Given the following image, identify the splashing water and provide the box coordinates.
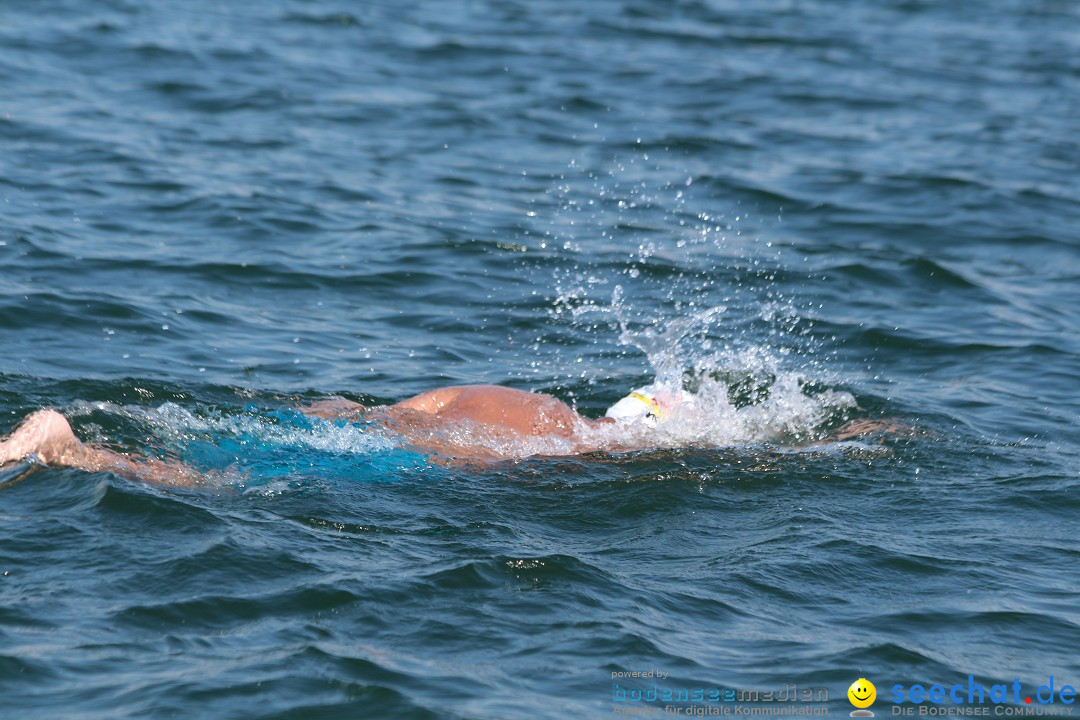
[539,152,855,452]
[568,286,856,453]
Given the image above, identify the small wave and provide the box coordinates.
[281,11,365,28]
[115,584,364,632]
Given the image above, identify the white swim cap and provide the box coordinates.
[605,384,691,427]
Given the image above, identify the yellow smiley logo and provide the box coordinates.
[848,678,876,709]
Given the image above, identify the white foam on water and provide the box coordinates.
[575,370,856,454]
[68,401,398,456]
[563,285,857,452]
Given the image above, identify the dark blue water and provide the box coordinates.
[2,1,1078,718]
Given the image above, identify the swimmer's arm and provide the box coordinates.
[297,391,463,431]
[391,386,467,414]
[298,397,368,420]
[823,418,916,442]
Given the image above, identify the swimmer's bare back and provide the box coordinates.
[303,385,616,458]
[306,385,609,437]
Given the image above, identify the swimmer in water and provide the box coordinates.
[0,383,889,486]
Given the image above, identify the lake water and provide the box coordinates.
[1,1,1078,718]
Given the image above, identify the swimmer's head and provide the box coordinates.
[605,384,692,427]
